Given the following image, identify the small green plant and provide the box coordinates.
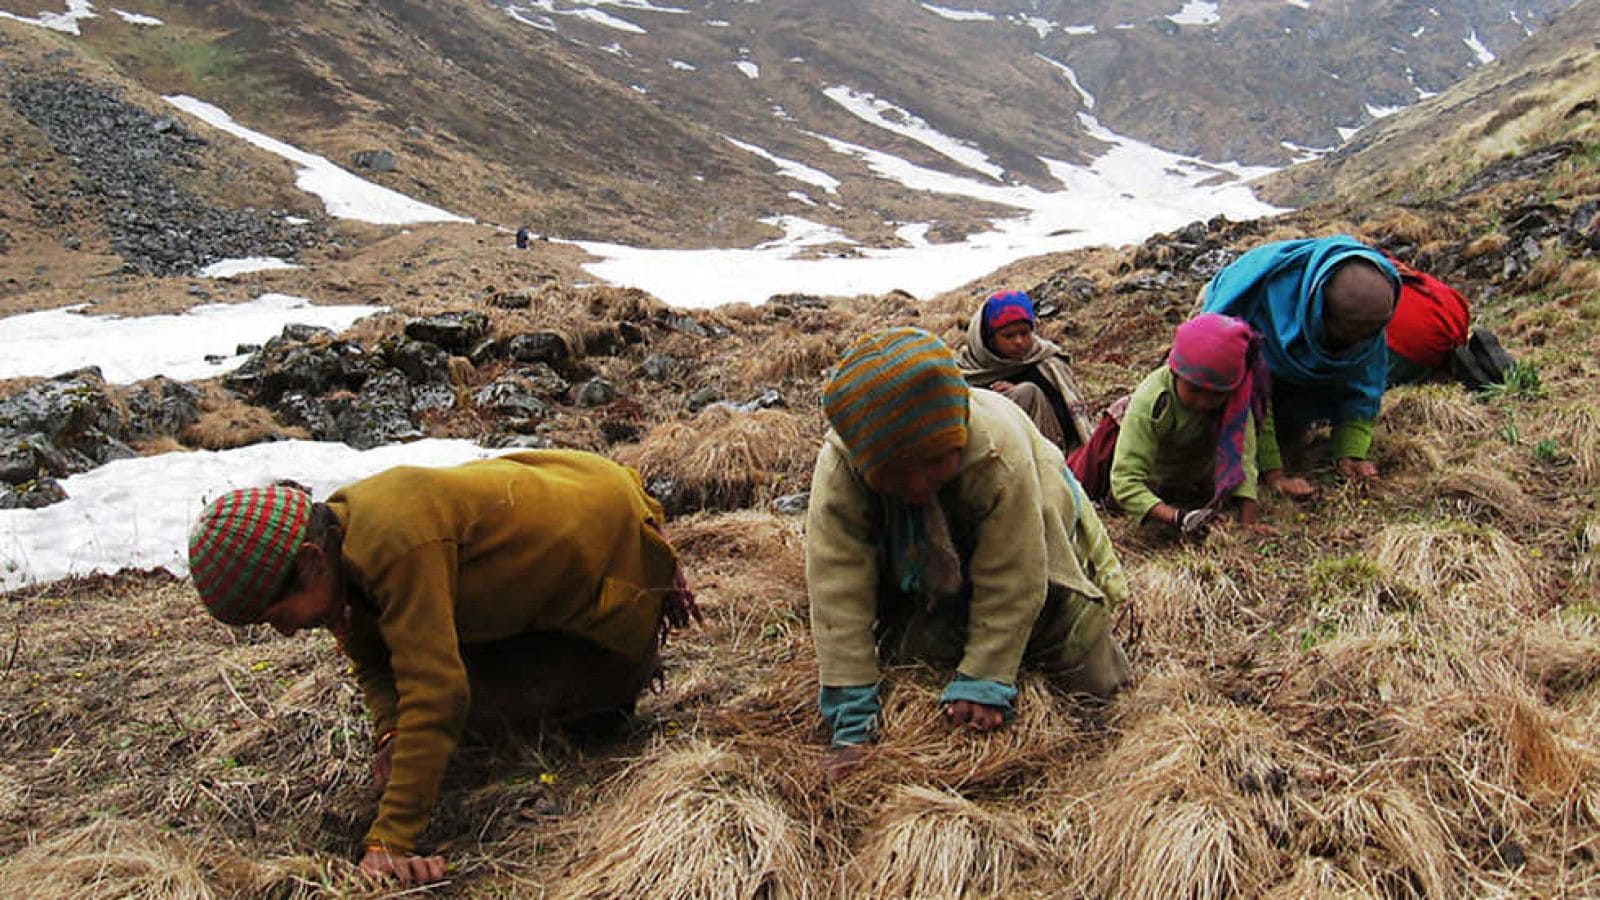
[1298,617,1339,652]
[1483,361,1545,400]
[1498,414,1520,446]
[1534,439,1561,463]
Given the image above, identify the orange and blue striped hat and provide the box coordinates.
[187,485,311,625]
[823,328,970,488]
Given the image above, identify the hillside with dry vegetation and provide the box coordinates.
[3,2,1600,899]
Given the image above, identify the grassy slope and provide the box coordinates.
[3,10,1600,900]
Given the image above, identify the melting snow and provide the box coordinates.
[165,96,471,225]
[0,293,384,384]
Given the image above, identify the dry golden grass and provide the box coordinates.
[1369,522,1538,611]
[621,406,816,511]
[738,329,842,385]
[1065,697,1302,900]
[1379,384,1494,435]
[556,742,813,900]
[847,785,1042,898]
[180,386,306,449]
[1364,208,1444,246]
[1309,782,1458,898]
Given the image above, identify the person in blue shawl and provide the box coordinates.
[1200,235,1401,498]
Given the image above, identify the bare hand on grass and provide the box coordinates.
[942,700,1005,732]
[359,847,447,885]
[1337,458,1380,482]
[1262,469,1316,500]
[821,744,866,782]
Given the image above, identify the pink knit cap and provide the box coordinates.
[1169,313,1254,391]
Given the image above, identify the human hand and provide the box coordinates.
[1337,458,1380,482]
[1179,507,1216,537]
[942,699,1005,732]
[821,744,867,782]
[1245,522,1280,538]
[358,847,447,885]
[371,732,396,795]
[1262,469,1316,500]
[990,381,1015,394]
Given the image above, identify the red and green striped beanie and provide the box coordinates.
[823,327,970,488]
[187,485,312,625]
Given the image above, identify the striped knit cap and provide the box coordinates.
[187,485,312,625]
[823,328,970,488]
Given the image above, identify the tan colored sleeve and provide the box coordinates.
[805,443,883,688]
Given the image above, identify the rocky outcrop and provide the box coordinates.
[5,75,323,276]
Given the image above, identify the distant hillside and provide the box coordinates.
[0,0,1576,251]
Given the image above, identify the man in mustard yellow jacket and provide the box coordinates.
[187,450,697,885]
[808,328,1131,778]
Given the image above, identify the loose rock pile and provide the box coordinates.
[6,75,323,275]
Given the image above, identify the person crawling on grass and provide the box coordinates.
[807,327,1132,778]
[1200,235,1401,499]
[1068,313,1269,537]
[186,450,699,886]
[956,289,1095,454]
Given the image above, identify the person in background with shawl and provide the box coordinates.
[957,289,1095,452]
[186,451,699,886]
[807,328,1131,780]
[1200,235,1400,498]
[1101,314,1269,536]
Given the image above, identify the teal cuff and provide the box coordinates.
[940,674,1018,715]
[819,684,880,747]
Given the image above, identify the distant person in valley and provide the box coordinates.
[186,451,699,886]
[956,289,1094,453]
[807,328,1131,779]
[515,226,531,249]
[1067,313,1269,538]
[1200,235,1400,498]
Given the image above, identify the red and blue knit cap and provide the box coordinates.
[981,290,1035,332]
[187,485,312,625]
[823,328,970,488]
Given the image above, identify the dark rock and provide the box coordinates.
[485,433,553,450]
[0,371,129,476]
[574,378,618,408]
[638,353,679,380]
[410,383,457,414]
[331,371,422,449]
[474,376,553,421]
[617,320,646,344]
[468,338,500,366]
[646,476,691,517]
[225,335,375,405]
[0,433,74,483]
[280,323,336,342]
[488,288,533,309]
[123,377,201,440]
[667,314,708,338]
[685,387,722,413]
[506,331,572,369]
[383,336,452,385]
[767,293,829,310]
[771,492,810,515]
[600,420,640,443]
[351,149,398,172]
[0,477,68,509]
[405,311,490,353]
[1189,247,1238,280]
[274,392,338,440]
[736,388,786,411]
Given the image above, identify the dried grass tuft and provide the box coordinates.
[180,387,305,449]
[851,674,1087,792]
[1367,209,1444,246]
[1309,783,1458,898]
[848,785,1042,899]
[1535,401,1600,486]
[623,406,815,511]
[1379,384,1493,435]
[1260,856,1371,899]
[1069,703,1300,900]
[1370,522,1536,611]
[1128,554,1250,649]
[0,817,270,900]
[1431,464,1538,525]
[557,742,812,900]
[738,329,842,384]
